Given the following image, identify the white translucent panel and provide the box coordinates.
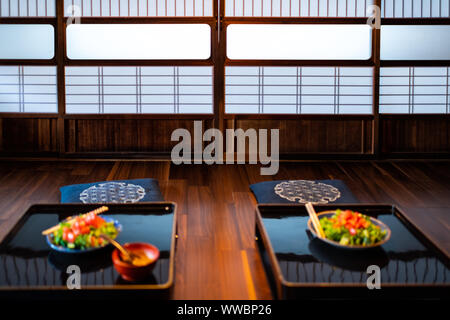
[23,103,56,112]
[141,105,176,113]
[227,24,372,60]
[380,67,450,114]
[65,66,213,114]
[103,105,139,113]
[339,95,372,105]
[64,0,213,17]
[381,0,450,18]
[141,86,175,94]
[0,0,55,17]
[339,105,373,114]
[142,95,175,103]
[103,86,136,95]
[380,86,410,95]
[302,86,335,95]
[380,105,409,113]
[225,105,259,113]
[226,85,258,95]
[264,86,296,94]
[413,105,447,113]
[301,105,335,114]
[0,25,54,59]
[381,26,450,60]
[65,104,99,114]
[141,77,174,85]
[178,105,213,113]
[226,0,376,17]
[0,103,20,112]
[380,95,410,104]
[179,95,212,104]
[0,66,57,113]
[179,86,211,94]
[225,76,259,85]
[225,66,373,114]
[263,105,297,114]
[67,24,211,60]
[264,76,296,85]
[23,94,57,103]
[226,95,259,105]
[303,95,335,104]
[141,67,174,75]
[302,77,335,85]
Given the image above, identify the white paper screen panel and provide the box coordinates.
[227,24,372,60]
[0,25,55,60]
[65,66,213,114]
[381,0,450,18]
[381,25,450,60]
[380,67,450,114]
[225,67,373,114]
[0,0,55,17]
[0,66,58,113]
[225,0,449,18]
[64,0,213,16]
[66,24,211,60]
[225,0,376,17]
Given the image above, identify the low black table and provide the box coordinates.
[0,203,177,300]
[255,204,449,300]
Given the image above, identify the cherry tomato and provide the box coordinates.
[349,228,357,236]
[72,227,80,237]
[67,232,75,243]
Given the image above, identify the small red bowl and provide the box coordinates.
[112,242,160,282]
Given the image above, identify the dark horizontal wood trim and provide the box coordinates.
[224,114,374,120]
[379,114,450,119]
[1,152,450,160]
[379,152,450,158]
[222,17,369,24]
[381,60,450,67]
[0,17,56,24]
[223,17,450,25]
[225,59,375,67]
[74,17,216,24]
[0,59,56,65]
[3,113,446,121]
[62,114,214,120]
[43,152,379,160]
[381,18,450,25]
[61,152,174,159]
[0,113,58,119]
[63,59,214,66]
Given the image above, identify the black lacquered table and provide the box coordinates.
[255,204,450,300]
[0,203,177,300]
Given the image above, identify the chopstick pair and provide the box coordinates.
[41,206,109,236]
[305,202,325,239]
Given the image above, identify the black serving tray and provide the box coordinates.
[0,203,177,300]
[255,204,450,300]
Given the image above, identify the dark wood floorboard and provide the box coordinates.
[0,160,448,300]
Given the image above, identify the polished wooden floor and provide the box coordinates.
[0,160,449,299]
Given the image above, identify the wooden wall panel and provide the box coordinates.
[66,119,212,153]
[233,119,372,154]
[380,117,450,154]
[0,118,57,154]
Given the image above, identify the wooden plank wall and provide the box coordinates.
[0,117,448,157]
